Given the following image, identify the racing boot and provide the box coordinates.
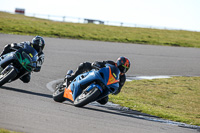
[97,96,108,105]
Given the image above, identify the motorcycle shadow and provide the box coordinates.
[82,105,159,120]
[0,85,52,99]
[61,100,160,120]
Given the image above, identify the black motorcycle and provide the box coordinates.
[0,43,38,87]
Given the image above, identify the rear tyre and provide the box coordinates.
[74,87,101,107]
[53,83,66,103]
[0,67,17,87]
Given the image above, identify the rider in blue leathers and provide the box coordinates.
[0,36,45,83]
[65,56,131,105]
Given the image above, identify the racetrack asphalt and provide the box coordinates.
[0,34,199,133]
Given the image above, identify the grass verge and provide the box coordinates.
[109,77,200,126]
[0,129,20,133]
[0,11,200,48]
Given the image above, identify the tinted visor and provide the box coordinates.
[118,65,128,73]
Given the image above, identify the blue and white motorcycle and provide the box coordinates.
[53,64,120,107]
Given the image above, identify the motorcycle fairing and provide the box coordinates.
[0,44,38,71]
[63,71,100,101]
[100,64,120,94]
[63,64,120,102]
[15,44,38,72]
[0,43,39,82]
[64,85,74,101]
[107,66,119,85]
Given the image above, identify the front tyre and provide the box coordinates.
[0,66,17,87]
[74,87,101,107]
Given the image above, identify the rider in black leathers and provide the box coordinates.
[0,36,45,83]
[65,56,131,105]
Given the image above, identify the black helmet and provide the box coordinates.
[116,56,131,73]
[31,36,45,53]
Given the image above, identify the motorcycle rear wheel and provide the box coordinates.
[53,86,66,103]
[74,87,101,107]
[0,67,17,87]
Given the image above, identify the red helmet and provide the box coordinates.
[116,56,131,73]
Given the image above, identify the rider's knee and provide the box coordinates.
[20,74,31,83]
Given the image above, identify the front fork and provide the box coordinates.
[1,65,14,75]
[0,66,3,73]
[0,65,16,82]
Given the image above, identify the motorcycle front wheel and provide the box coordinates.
[74,87,101,107]
[0,66,17,87]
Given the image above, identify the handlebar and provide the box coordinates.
[91,62,101,70]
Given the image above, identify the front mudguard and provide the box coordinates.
[0,52,16,68]
[85,83,103,93]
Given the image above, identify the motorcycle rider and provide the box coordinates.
[0,36,45,83]
[65,56,131,105]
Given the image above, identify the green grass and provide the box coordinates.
[0,11,200,48]
[109,77,200,126]
[0,129,20,133]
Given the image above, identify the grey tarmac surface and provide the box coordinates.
[0,34,199,133]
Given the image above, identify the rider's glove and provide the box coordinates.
[91,61,101,68]
[33,55,44,72]
[10,43,24,50]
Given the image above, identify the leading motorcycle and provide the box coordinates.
[53,64,120,107]
[0,43,38,87]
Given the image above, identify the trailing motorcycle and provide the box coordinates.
[0,43,38,87]
[53,64,120,107]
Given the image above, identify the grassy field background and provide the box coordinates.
[0,12,199,126]
[0,11,200,48]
